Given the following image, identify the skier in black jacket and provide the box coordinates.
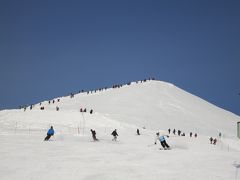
[90,129,98,141]
[111,129,118,141]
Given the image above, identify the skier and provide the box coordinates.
[178,130,181,136]
[173,129,176,135]
[168,128,171,134]
[137,129,140,135]
[190,132,193,138]
[44,126,54,141]
[154,132,170,150]
[213,138,217,145]
[209,137,213,144]
[90,129,98,141]
[111,129,118,141]
[219,132,222,138]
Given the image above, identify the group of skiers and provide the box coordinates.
[209,137,217,145]
[44,126,119,142]
[80,108,93,114]
[168,128,197,138]
[43,126,171,150]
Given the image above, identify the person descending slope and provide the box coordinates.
[111,129,118,141]
[90,129,98,141]
[137,129,140,135]
[44,126,54,141]
[154,132,170,150]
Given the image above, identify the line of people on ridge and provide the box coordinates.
[20,78,156,112]
[59,78,155,98]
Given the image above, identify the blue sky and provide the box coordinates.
[0,0,240,115]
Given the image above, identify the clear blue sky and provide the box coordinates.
[1,0,240,115]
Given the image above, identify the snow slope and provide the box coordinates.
[30,80,239,137]
[0,80,240,180]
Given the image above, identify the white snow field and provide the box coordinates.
[0,80,240,180]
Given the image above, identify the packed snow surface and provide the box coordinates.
[0,80,240,180]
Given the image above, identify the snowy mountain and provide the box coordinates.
[0,80,240,180]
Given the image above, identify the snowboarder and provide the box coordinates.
[111,129,118,141]
[44,126,54,141]
[137,129,140,135]
[90,129,98,141]
[155,132,170,150]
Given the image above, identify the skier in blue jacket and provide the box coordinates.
[155,132,170,150]
[44,126,54,141]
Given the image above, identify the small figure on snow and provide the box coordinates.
[173,129,176,135]
[194,133,197,138]
[213,138,217,145]
[209,137,213,144]
[111,129,118,141]
[190,132,193,138]
[90,129,98,141]
[178,130,181,136]
[219,132,222,138]
[154,132,170,150]
[44,126,54,141]
[137,129,140,135]
[168,128,171,134]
